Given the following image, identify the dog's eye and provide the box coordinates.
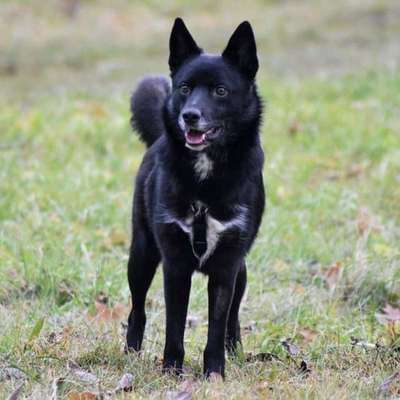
[214,86,228,97]
[179,84,191,95]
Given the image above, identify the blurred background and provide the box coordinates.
[1,0,400,100]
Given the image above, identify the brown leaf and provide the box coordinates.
[67,391,98,400]
[376,304,400,330]
[377,372,400,395]
[255,381,271,397]
[282,339,300,356]
[298,327,318,344]
[324,262,342,290]
[89,301,128,322]
[346,163,365,179]
[115,372,134,393]
[109,229,127,247]
[7,383,24,400]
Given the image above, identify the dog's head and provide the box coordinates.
[165,18,261,152]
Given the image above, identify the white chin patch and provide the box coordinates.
[185,143,208,151]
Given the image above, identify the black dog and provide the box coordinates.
[126,18,265,378]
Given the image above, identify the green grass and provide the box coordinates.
[1,0,400,398]
[1,71,399,399]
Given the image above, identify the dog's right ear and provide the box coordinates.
[169,18,202,74]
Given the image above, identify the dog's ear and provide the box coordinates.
[222,21,258,80]
[169,18,202,73]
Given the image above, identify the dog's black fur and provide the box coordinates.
[126,18,265,378]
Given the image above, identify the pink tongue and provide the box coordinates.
[185,131,204,145]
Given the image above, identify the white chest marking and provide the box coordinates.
[165,205,249,267]
[194,153,213,181]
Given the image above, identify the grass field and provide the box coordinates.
[1,1,400,399]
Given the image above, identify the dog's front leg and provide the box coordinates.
[204,267,237,379]
[162,261,192,374]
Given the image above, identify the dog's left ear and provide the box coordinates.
[222,21,258,80]
[169,18,202,73]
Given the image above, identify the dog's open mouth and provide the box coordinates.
[185,127,222,147]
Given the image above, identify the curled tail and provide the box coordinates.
[130,75,171,147]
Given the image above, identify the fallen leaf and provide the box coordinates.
[376,304,400,323]
[346,163,365,179]
[165,391,192,400]
[282,339,300,356]
[324,262,342,291]
[298,328,318,344]
[67,391,98,400]
[67,361,98,383]
[89,301,128,322]
[110,229,127,246]
[115,372,133,393]
[377,372,400,395]
[255,381,271,397]
[7,383,24,400]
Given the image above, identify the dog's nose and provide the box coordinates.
[182,109,201,125]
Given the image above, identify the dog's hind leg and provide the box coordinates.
[126,230,160,352]
[225,261,247,355]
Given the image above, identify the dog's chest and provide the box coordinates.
[172,202,248,266]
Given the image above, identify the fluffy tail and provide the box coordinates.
[130,75,171,147]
